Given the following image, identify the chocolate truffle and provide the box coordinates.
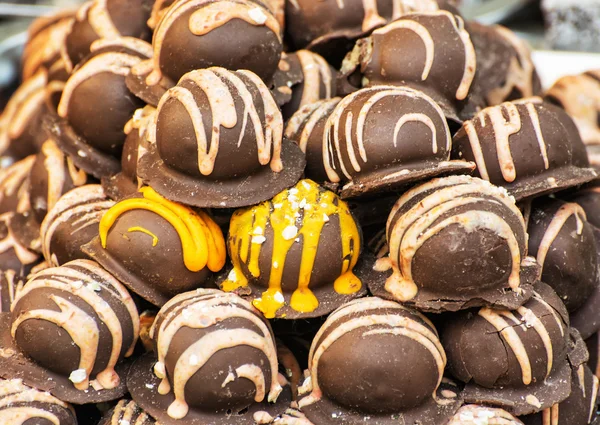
[220,179,366,319]
[452,99,598,201]
[22,11,74,81]
[138,67,306,208]
[0,155,35,215]
[371,175,537,312]
[286,86,475,198]
[0,212,40,274]
[4,259,139,402]
[297,297,462,425]
[145,0,282,87]
[52,37,151,178]
[128,289,291,424]
[520,364,599,425]
[339,11,476,121]
[272,50,337,120]
[0,70,48,166]
[99,399,156,425]
[0,378,77,424]
[526,198,599,312]
[104,106,155,200]
[448,405,523,425]
[40,185,114,267]
[546,71,600,161]
[468,23,542,110]
[61,0,152,72]
[29,139,88,224]
[83,186,226,306]
[442,282,572,415]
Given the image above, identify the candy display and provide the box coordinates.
[3,0,600,424]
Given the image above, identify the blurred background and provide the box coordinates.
[0,0,596,105]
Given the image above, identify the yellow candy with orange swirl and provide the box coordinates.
[221,179,364,319]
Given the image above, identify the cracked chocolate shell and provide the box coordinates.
[83,186,226,306]
[138,67,305,208]
[525,197,599,313]
[369,175,537,312]
[297,297,462,425]
[285,86,475,199]
[219,179,366,319]
[40,185,114,267]
[520,363,599,425]
[0,378,77,424]
[127,289,293,425]
[61,0,152,72]
[442,282,572,415]
[49,37,152,179]
[452,99,597,201]
[1,259,139,403]
[339,11,476,121]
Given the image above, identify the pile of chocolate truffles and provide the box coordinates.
[3,0,600,424]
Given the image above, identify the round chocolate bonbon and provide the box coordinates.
[285,86,475,198]
[371,175,536,312]
[442,282,571,415]
[83,186,225,306]
[138,67,305,208]
[146,0,282,86]
[526,197,599,312]
[297,297,461,425]
[40,185,114,267]
[7,259,139,402]
[0,378,77,424]
[452,99,597,201]
[220,179,365,319]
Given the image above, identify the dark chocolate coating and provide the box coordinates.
[468,22,542,110]
[11,260,139,391]
[452,100,597,201]
[0,212,40,274]
[63,0,152,70]
[565,184,600,229]
[99,399,156,425]
[0,270,25,313]
[0,378,78,425]
[442,282,569,389]
[29,139,88,223]
[520,364,599,425]
[0,155,35,215]
[527,197,598,312]
[153,0,282,84]
[40,185,114,266]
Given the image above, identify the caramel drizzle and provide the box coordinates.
[323,86,449,183]
[285,98,341,153]
[222,180,361,318]
[295,50,333,108]
[23,16,73,80]
[464,102,549,183]
[147,0,281,86]
[448,406,521,425]
[110,400,154,425]
[536,203,586,274]
[58,49,145,118]
[542,404,559,425]
[40,185,114,266]
[99,186,225,273]
[487,25,535,105]
[393,0,439,16]
[0,213,39,266]
[0,70,47,153]
[151,290,281,420]
[590,374,599,423]
[301,297,444,408]
[90,36,153,58]
[1,270,17,311]
[385,176,524,301]
[0,379,74,425]
[153,67,283,176]
[147,0,173,29]
[124,106,157,137]
[0,156,35,213]
[13,260,140,390]
[41,140,87,216]
[373,12,476,100]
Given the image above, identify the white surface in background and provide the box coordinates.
[533,50,600,89]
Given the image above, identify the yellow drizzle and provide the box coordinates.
[99,187,225,273]
[223,179,361,318]
[127,227,159,247]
